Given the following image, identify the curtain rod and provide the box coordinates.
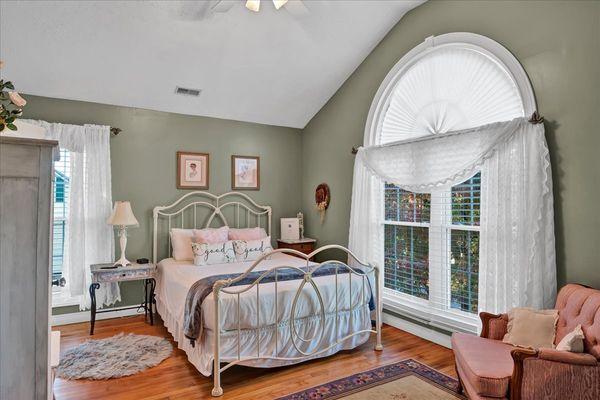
[110,127,122,136]
[351,111,544,154]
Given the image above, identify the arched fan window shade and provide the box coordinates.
[380,47,524,143]
[366,33,536,146]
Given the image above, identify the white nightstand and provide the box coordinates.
[89,262,156,335]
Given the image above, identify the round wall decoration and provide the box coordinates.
[315,183,330,223]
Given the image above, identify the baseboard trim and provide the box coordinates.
[51,307,143,327]
[383,311,452,349]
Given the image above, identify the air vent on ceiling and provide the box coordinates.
[175,86,201,97]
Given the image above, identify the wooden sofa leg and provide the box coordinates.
[455,362,464,394]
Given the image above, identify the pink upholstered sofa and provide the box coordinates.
[452,284,600,400]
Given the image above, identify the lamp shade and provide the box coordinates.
[107,201,139,226]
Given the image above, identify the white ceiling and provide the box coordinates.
[0,1,422,128]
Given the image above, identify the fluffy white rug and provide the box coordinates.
[57,333,173,380]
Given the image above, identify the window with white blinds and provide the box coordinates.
[383,172,481,326]
[52,149,70,284]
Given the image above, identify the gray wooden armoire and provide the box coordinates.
[0,136,57,400]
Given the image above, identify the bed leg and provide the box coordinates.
[211,382,223,397]
[212,346,223,396]
[374,264,383,351]
[212,286,223,397]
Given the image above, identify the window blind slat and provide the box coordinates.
[52,149,70,280]
[383,172,481,317]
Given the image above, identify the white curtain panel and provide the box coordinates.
[349,116,556,313]
[25,120,119,309]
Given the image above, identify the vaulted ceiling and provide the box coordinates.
[0,1,422,128]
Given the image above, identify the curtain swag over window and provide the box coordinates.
[25,119,118,310]
[349,116,556,315]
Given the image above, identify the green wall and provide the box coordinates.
[301,0,600,289]
[28,0,600,315]
[22,96,302,315]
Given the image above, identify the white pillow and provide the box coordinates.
[556,324,585,352]
[191,241,236,266]
[170,228,195,261]
[233,236,273,262]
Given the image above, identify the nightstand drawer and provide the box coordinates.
[276,238,317,260]
[91,263,156,283]
[94,269,153,283]
[298,243,314,253]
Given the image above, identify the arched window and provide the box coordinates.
[364,33,536,331]
[366,33,535,146]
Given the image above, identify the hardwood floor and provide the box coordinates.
[52,315,456,400]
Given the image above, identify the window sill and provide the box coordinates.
[52,289,81,308]
[383,290,479,334]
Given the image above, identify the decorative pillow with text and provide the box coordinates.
[233,237,273,262]
[191,241,236,266]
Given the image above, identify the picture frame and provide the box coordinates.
[177,151,209,189]
[231,155,260,190]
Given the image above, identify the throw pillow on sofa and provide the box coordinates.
[556,324,585,352]
[502,307,558,349]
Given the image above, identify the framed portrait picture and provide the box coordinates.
[231,155,260,190]
[177,151,209,189]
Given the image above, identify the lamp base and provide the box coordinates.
[114,226,131,267]
[113,257,132,268]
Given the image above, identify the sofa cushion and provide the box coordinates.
[555,284,600,359]
[456,362,508,400]
[452,332,515,398]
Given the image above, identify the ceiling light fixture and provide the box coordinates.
[245,0,288,12]
[245,0,260,12]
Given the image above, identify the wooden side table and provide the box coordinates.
[89,262,156,335]
[277,238,317,260]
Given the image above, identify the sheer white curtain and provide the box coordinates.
[349,117,556,313]
[25,120,120,309]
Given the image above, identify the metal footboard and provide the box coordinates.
[210,244,382,397]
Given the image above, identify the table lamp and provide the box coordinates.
[107,201,139,267]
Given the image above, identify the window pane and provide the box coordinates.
[450,229,479,313]
[385,183,430,223]
[384,224,429,299]
[53,149,70,282]
[451,172,480,226]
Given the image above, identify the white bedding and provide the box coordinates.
[155,253,373,376]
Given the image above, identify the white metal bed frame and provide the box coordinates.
[152,191,382,397]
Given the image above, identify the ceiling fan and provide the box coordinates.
[245,0,288,12]
[175,0,306,20]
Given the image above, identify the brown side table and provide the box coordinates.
[276,238,317,261]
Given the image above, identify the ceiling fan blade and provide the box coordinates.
[272,0,288,10]
[245,0,260,12]
[211,0,236,13]
[284,0,309,16]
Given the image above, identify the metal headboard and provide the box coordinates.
[152,191,272,264]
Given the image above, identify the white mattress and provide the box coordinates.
[155,253,373,376]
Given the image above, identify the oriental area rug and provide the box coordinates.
[278,359,465,400]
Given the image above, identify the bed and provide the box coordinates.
[152,191,382,396]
